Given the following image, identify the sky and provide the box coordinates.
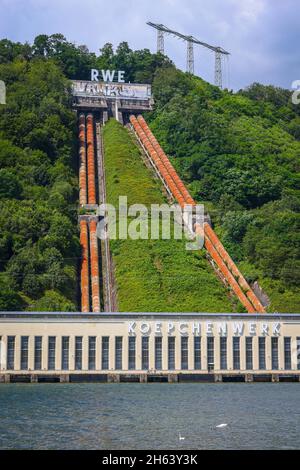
[0,0,299,90]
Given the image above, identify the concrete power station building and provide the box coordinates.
[1,74,300,384]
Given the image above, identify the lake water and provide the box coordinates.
[0,383,299,450]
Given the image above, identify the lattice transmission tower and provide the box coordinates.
[147,22,230,88]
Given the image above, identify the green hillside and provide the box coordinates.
[0,34,299,312]
[103,119,237,312]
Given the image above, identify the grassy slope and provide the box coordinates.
[103,119,237,312]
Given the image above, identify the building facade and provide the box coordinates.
[0,313,300,382]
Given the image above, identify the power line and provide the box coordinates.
[147,21,230,88]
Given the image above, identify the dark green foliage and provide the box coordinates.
[0,34,299,312]
[0,58,79,311]
[149,69,300,311]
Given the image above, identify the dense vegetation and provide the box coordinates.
[103,120,237,312]
[148,70,300,312]
[0,58,79,311]
[0,34,299,312]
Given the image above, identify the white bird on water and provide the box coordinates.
[216,423,228,429]
[179,432,185,440]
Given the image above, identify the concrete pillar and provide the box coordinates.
[42,336,48,371]
[109,336,115,371]
[175,335,181,371]
[214,335,220,371]
[240,336,246,371]
[265,336,272,371]
[168,374,178,383]
[149,336,155,370]
[56,336,62,371]
[60,374,69,383]
[82,336,89,371]
[291,336,297,370]
[140,374,147,383]
[103,111,108,124]
[188,336,194,370]
[135,334,142,371]
[108,373,120,383]
[69,336,75,371]
[28,336,34,372]
[253,336,259,371]
[122,335,128,371]
[15,335,21,371]
[227,336,233,371]
[0,335,7,371]
[96,336,102,371]
[201,335,206,372]
[162,336,168,371]
[278,336,285,371]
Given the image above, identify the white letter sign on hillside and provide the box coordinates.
[91,69,125,83]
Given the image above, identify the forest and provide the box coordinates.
[0,34,299,311]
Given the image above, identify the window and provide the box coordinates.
[34,336,42,370]
[271,337,279,370]
[21,336,29,370]
[259,337,266,370]
[220,337,227,370]
[297,337,300,371]
[233,337,240,370]
[88,336,96,370]
[142,337,149,370]
[181,337,188,370]
[61,336,69,371]
[284,337,291,370]
[102,337,109,370]
[115,337,123,370]
[75,337,82,370]
[155,337,162,370]
[128,337,136,370]
[207,337,214,371]
[48,337,56,370]
[245,337,253,370]
[7,336,15,370]
[194,337,201,370]
[168,337,175,370]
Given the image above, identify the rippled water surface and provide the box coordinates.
[0,383,299,449]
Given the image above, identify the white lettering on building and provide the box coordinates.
[261,323,269,336]
[217,322,227,337]
[127,321,282,336]
[272,322,281,336]
[179,323,188,335]
[233,322,244,336]
[128,321,136,335]
[192,323,201,335]
[91,69,126,83]
[206,322,213,335]
[140,322,151,335]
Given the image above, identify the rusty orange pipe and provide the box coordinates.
[86,114,97,205]
[131,114,265,313]
[130,115,186,207]
[204,223,265,312]
[80,219,90,312]
[137,115,195,205]
[89,219,100,312]
[203,231,256,313]
[78,114,87,205]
